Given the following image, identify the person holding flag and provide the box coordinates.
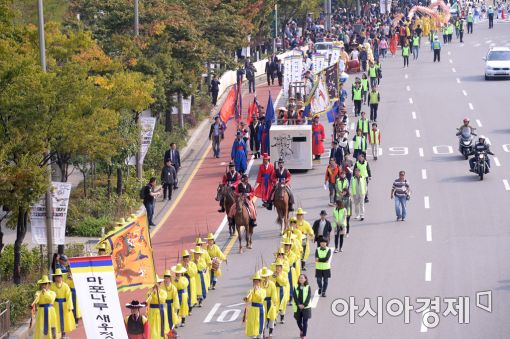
[247,98,261,158]
[255,153,275,208]
[260,93,275,155]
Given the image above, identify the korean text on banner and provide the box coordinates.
[139,116,156,165]
[69,256,128,339]
[31,182,72,245]
[310,73,330,115]
[103,214,157,291]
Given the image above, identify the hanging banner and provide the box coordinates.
[30,182,72,245]
[380,0,392,14]
[331,47,341,66]
[283,54,304,97]
[171,96,192,115]
[324,63,340,100]
[312,54,326,74]
[139,116,156,165]
[310,74,330,114]
[102,214,157,292]
[69,256,129,339]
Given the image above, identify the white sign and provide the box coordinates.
[283,54,304,96]
[69,256,128,339]
[127,117,157,165]
[30,182,72,245]
[312,54,326,73]
[171,96,192,115]
[270,125,313,170]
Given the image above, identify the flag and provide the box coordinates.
[234,81,243,121]
[246,97,259,125]
[219,85,237,125]
[327,101,339,123]
[264,93,275,131]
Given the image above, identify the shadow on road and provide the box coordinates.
[496,280,510,291]
[460,75,485,82]
[439,175,480,183]
[491,128,510,134]
[428,155,465,162]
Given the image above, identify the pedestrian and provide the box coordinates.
[245,59,256,94]
[447,22,453,44]
[32,275,58,339]
[391,170,411,221]
[359,46,368,71]
[368,61,378,88]
[296,208,314,271]
[249,117,261,158]
[332,200,347,253]
[360,73,369,104]
[160,160,177,201]
[231,131,248,174]
[164,143,181,180]
[243,272,266,339]
[340,188,352,237]
[276,59,284,86]
[142,177,161,226]
[146,277,169,339]
[162,270,181,336]
[379,37,388,58]
[354,153,371,203]
[352,80,362,117]
[350,168,367,221]
[458,18,464,43]
[402,41,410,68]
[325,158,340,206]
[124,300,149,339]
[369,123,381,160]
[265,57,276,86]
[352,128,367,160]
[236,66,245,86]
[259,267,277,338]
[314,237,331,297]
[210,74,220,106]
[467,11,474,34]
[55,254,69,273]
[50,269,76,337]
[432,37,441,63]
[488,6,494,28]
[311,115,325,160]
[357,111,369,138]
[209,116,224,158]
[412,33,420,60]
[312,210,332,245]
[293,274,312,339]
[329,140,344,166]
[368,86,380,122]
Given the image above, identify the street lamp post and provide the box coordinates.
[134,0,139,36]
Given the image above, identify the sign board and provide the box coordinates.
[312,54,326,73]
[30,182,72,245]
[283,53,304,96]
[270,125,313,170]
[171,96,192,115]
[127,116,156,166]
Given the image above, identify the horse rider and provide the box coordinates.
[218,161,241,212]
[229,174,258,227]
[254,153,275,208]
[267,158,295,212]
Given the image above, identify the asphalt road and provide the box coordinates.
[177,22,510,339]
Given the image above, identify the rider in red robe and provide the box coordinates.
[254,153,275,206]
[228,175,257,226]
[312,114,326,160]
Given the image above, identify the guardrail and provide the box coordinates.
[0,301,10,339]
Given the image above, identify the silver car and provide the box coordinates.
[484,47,510,80]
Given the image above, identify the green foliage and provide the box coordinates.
[71,216,111,237]
[0,244,40,282]
[12,0,69,24]
[0,282,38,325]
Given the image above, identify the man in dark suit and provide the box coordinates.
[276,59,284,86]
[312,210,332,245]
[163,143,180,189]
[265,54,278,86]
[330,140,345,166]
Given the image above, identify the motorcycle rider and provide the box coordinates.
[469,136,494,172]
[456,117,476,137]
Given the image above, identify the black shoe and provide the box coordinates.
[318,288,322,295]
[302,266,306,271]
[360,217,364,221]
[174,186,179,189]
[267,203,273,210]
[322,292,326,297]
[364,198,369,203]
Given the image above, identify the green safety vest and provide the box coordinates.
[292,285,311,312]
[350,176,367,196]
[356,161,368,178]
[353,87,362,100]
[412,36,420,46]
[369,91,379,104]
[333,207,347,229]
[353,135,366,151]
[402,46,410,56]
[369,129,380,145]
[448,25,454,34]
[315,248,331,270]
[368,66,377,78]
[336,178,349,194]
[357,118,369,133]
[433,41,441,50]
[361,79,368,91]
[467,14,473,23]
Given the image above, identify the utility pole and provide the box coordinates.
[134,0,139,36]
[325,0,332,31]
[134,0,142,180]
[37,0,53,273]
[273,4,278,53]
[177,91,184,129]
[356,0,361,17]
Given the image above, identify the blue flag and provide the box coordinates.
[264,93,275,132]
[326,101,339,123]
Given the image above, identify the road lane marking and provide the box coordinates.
[485,40,492,44]
[456,78,461,84]
[415,130,421,138]
[424,196,430,209]
[474,43,481,47]
[452,67,457,73]
[421,308,431,332]
[204,303,222,323]
[405,73,408,79]
[412,111,417,119]
[425,263,432,281]
[449,59,453,64]
[485,137,491,145]
[406,85,411,91]
[422,169,427,180]
[462,90,468,96]
[310,290,321,308]
[475,119,482,127]
[447,51,451,55]
[494,157,501,167]
[226,302,245,308]
[409,97,413,104]
[503,180,510,191]
[468,102,474,110]
[419,148,424,157]
[426,225,432,242]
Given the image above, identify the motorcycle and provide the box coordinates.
[457,127,476,159]
[472,151,489,180]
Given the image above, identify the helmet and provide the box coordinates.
[463,117,470,123]
[478,135,486,143]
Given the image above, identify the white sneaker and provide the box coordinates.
[354,215,360,220]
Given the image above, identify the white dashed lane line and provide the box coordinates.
[406,85,411,91]
[405,73,409,79]
[456,78,461,84]
[412,111,417,119]
[452,67,457,73]
[426,225,432,242]
[504,180,510,191]
[424,196,430,209]
[468,102,474,110]
[449,59,453,64]
[409,97,414,104]
[425,263,432,281]
[447,51,451,55]
[494,157,501,167]
[422,169,427,180]
[476,119,482,127]
[462,90,468,96]
[415,130,421,138]
[419,148,424,157]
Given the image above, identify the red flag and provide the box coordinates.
[219,86,237,124]
[246,98,259,125]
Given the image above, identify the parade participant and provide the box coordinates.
[162,270,181,335]
[391,170,411,221]
[340,188,353,237]
[351,168,367,221]
[239,121,250,145]
[432,36,441,63]
[33,275,58,339]
[219,161,241,212]
[447,21,454,43]
[332,200,347,253]
[368,61,378,88]
[50,269,75,337]
[249,117,261,159]
[458,18,464,43]
[374,59,382,86]
[330,140,344,167]
[293,274,312,339]
[335,170,350,197]
[369,123,381,160]
[170,264,189,327]
[312,210,332,245]
[191,246,208,307]
[360,73,369,104]
[195,238,212,290]
[287,218,304,259]
[63,271,81,325]
[325,158,340,206]
[255,153,275,208]
[354,153,371,203]
[282,234,301,280]
[467,11,474,34]
[243,272,266,339]
[55,254,69,274]
[146,276,169,339]
[337,128,350,155]
[352,80,362,117]
[277,107,288,125]
[469,135,495,172]
[357,111,370,138]
[296,208,314,271]
[231,131,248,174]
[315,237,331,297]
[352,129,367,160]
[312,114,325,160]
[368,86,380,123]
[181,250,197,314]
[268,158,295,211]
[124,300,149,339]
[209,116,224,158]
[232,174,257,227]
[259,267,277,338]
[412,32,420,60]
[97,242,108,255]
[402,41,410,68]
[258,115,270,154]
[205,233,226,289]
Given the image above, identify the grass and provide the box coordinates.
[13,0,69,25]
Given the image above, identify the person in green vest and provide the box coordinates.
[360,73,369,105]
[368,61,378,88]
[292,274,311,339]
[353,153,371,203]
[467,11,474,34]
[350,168,367,221]
[339,188,352,237]
[488,6,494,29]
[411,33,420,60]
[368,86,380,122]
[447,22,454,44]
[357,111,370,138]
[458,18,464,43]
[432,37,441,63]
[368,123,381,160]
[429,29,436,51]
[332,200,347,253]
[442,24,448,44]
[352,128,367,160]
[314,237,331,297]
[351,80,363,117]
[374,59,382,86]
[335,171,349,199]
[402,41,410,68]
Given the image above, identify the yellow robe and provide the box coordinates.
[146,288,169,339]
[50,282,75,334]
[261,279,278,321]
[194,257,209,299]
[33,290,58,339]
[182,261,198,306]
[269,271,289,314]
[244,287,266,337]
[297,220,314,260]
[162,283,181,329]
[172,276,189,317]
[207,244,226,278]
[63,275,81,321]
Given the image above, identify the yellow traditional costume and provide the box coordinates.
[244,272,266,338]
[146,277,169,339]
[269,259,289,319]
[63,272,81,322]
[33,275,58,339]
[296,209,314,262]
[181,250,198,308]
[50,269,76,335]
[162,270,181,330]
[206,233,226,287]
[191,246,209,305]
[259,267,277,337]
[195,238,212,290]
[171,264,190,320]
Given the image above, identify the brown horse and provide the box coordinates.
[273,183,289,235]
[234,195,252,253]
[215,183,236,236]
